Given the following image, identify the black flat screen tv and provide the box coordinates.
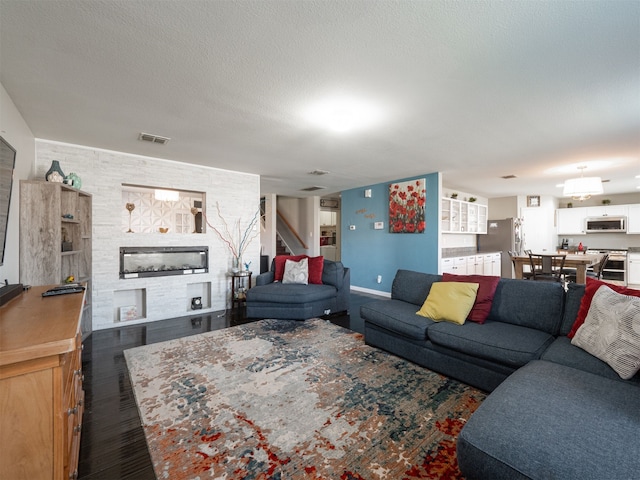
[0,136,17,267]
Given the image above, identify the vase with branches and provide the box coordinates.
[203,202,261,271]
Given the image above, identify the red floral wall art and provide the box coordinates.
[389,179,426,233]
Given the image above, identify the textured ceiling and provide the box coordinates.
[1,0,639,198]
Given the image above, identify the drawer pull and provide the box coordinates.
[69,470,78,479]
[67,406,78,416]
[74,425,82,434]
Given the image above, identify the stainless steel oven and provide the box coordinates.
[586,249,627,285]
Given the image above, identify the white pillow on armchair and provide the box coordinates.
[282,257,309,285]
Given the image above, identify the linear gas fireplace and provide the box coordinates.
[120,246,208,279]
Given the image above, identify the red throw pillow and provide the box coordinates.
[274,255,306,281]
[442,273,500,324]
[307,255,324,284]
[567,277,640,338]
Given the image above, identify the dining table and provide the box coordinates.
[512,253,604,284]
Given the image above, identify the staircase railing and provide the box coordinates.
[276,209,308,252]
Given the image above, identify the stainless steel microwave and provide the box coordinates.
[585,216,626,233]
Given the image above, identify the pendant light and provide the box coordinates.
[563,166,603,201]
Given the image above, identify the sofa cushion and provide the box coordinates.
[246,282,336,304]
[416,281,479,325]
[427,320,554,368]
[391,270,441,306]
[571,286,640,380]
[274,254,306,281]
[442,273,500,324]
[559,282,585,336]
[321,260,344,289]
[282,257,308,285]
[486,278,564,335]
[541,336,640,384]
[567,277,640,338]
[307,255,324,284]
[361,299,434,340]
[458,360,640,480]
[274,255,325,284]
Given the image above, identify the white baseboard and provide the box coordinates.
[350,286,391,298]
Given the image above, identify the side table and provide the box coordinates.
[229,270,252,311]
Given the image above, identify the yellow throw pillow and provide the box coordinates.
[416,282,480,325]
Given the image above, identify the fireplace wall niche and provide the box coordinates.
[120,246,208,279]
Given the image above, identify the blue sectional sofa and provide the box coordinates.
[246,259,350,320]
[361,270,640,479]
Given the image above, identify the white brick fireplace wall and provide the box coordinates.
[35,140,260,331]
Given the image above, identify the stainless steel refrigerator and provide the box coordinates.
[477,218,520,278]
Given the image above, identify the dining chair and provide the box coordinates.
[566,253,609,283]
[528,253,566,283]
[509,250,533,279]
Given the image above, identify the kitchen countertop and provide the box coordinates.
[442,250,501,258]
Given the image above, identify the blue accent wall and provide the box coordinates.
[341,173,440,293]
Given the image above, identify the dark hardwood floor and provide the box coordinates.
[78,292,379,479]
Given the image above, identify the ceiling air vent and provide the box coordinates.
[300,186,326,192]
[308,170,330,176]
[138,132,170,145]
[501,175,517,179]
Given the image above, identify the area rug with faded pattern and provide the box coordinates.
[124,318,486,479]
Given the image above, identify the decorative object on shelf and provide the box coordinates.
[202,202,260,271]
[120,305,138,321]
[389,179,426,233]
[602,199,611,205]
[567,202,573,208]
[62,213,74,219]
[158,227,169,233]
[64,275,75,283]
[450,193,458,199]
[64,172,82,189]
[244,261,251,272]
[563,165,603,201]
[61,227,73,251]
[468,197,477,203]
[45,160,65,183]
[191,297,202,310]
[526,195,540,207]
[125,202,135,233]
[191,207,199,233]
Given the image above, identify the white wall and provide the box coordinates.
[488,196,518,220]
[0,83,35,284]
[35,140,259,330]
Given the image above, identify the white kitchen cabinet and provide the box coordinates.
[586,205,628,217]
[441,257,467,275]
[484,253,501,276]
[441,198,487,234]
[320,210,336,226]
[628,253,640,287]
[467,255,484,275]
[556,208,586,235]
[442,253,501,276]
[627,205,640,234]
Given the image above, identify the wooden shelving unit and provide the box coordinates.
[19,181,92,334]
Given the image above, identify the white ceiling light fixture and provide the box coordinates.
[305,96,382,134]
[155,189,179,202]
[562,166,603,201]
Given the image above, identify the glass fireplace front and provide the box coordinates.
[120,246,208,279]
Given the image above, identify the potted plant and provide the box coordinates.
[602,199,611,205]
[451,193,458,199]
[468,197,477,203]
